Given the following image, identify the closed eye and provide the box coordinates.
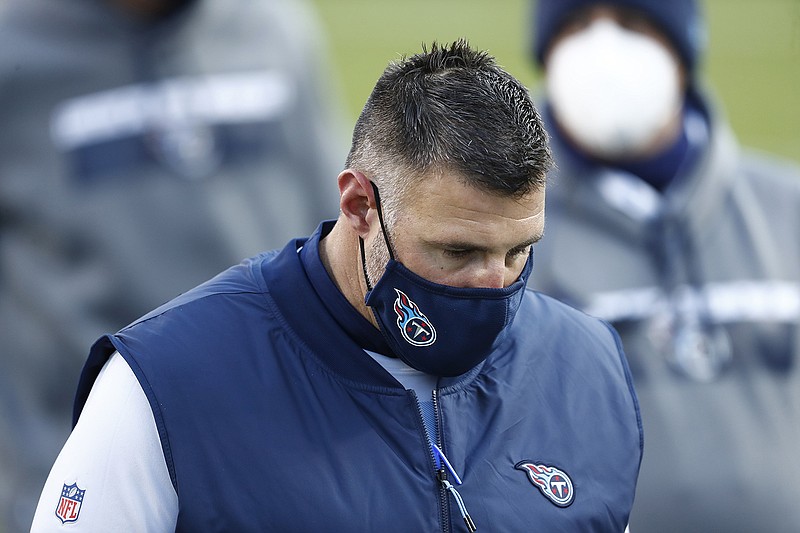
[507,244,531,259]
[441,241,534,261]
[442,248,472,259]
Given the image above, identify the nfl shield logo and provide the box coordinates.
[55,483,86,524]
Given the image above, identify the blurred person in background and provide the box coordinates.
[0,0,347,530]
[527,0,800,531]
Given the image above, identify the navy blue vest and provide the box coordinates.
[75,224,642,532]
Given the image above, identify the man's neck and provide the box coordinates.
[318,219,378,328]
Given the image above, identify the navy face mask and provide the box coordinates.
[361,183,533,377]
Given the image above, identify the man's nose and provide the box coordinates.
[469,258,511,289]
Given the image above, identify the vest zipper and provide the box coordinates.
[428,389,477,532]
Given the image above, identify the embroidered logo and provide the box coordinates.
[393,289,436,346]
[515,461,574,507]
[55,483,86,524]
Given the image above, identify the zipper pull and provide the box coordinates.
[433,444,476,532]
[439,475,477,532]
[432,443,462,484]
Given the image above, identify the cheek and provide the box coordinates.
[505,257,529,286]
[365,234,391,286]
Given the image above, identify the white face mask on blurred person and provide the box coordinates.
[545,18,683,160]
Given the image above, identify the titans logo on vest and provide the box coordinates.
[515,461,575,507]
[393,289,437,346]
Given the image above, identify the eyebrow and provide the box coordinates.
[434,234,542,254]
[510,236,542,254]
[510,237,540,254]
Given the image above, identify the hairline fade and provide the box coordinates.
[346,39,553,223]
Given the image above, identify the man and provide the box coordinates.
[32,40,642,531]
[528,1,800,531]
[0,0,345,529]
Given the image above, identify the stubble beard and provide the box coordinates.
[364,231,392,291]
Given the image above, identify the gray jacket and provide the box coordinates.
[0,0,347,530]
[530,91,800,532]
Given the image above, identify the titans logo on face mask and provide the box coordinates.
[360,182,533,377]
[393,289,437,346]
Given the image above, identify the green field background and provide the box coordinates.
[310,0,799,164]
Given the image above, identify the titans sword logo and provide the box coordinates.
[515,461,575,507]
[393,289,437,346]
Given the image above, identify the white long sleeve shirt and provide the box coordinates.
[30,353,177,532]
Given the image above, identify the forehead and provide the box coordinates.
[396,171,545,245]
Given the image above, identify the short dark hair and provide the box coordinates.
[346,39,552,201]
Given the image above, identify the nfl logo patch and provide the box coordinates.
[55,483,86,524]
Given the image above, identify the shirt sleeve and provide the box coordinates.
[30,352,178,532]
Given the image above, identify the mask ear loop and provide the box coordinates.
[359,237,374,292]
[370,181,396,261]
[359,181,396,292]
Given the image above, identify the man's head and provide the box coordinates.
[327,41,551,374]
[345,39,552,225]
[531,0,706,160]
[331,40,551,297]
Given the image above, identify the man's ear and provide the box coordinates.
[338,169,376,238]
